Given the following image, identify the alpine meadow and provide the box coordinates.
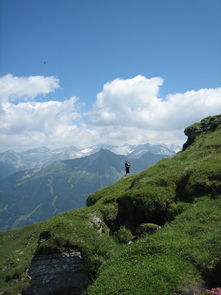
[0,115,220,295]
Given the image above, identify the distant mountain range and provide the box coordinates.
[0,143,180,180]
[0,147,178,231]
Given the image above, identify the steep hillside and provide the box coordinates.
[0,149,166,231]
[0,115,220,295]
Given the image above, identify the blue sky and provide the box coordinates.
[0,0,221,151]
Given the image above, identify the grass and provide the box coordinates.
[0,223,44,294]
[0,207,120,294]
[89,128,221,206]
[86,196,221,295]
[0,116,220,294]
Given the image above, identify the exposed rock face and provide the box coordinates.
[24,249,89,295]
[90,214,109,234]
[183,115,221,150]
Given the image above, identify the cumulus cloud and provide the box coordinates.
[0,97,99,151]
[161,88,221,129]
[0,74,221,151]
[91,75,221,129]
[0,74,59,102]
[89,75,221,145]
[0,74,93,151]
[91,75,164,127]
[0,97,80,134]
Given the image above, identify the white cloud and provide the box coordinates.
[89,75,221,146]
[0,96,98,151]
[161,88,221,129]
[0,97,80,135]
[91,75,164,128]
[0,74,59,102]
[0,74,100,151]
[0,74,221,152]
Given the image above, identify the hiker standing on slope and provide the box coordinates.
[125,160,131,176]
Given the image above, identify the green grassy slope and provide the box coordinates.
[0,115,220,295]
[85,118,221,294]
[87,196,221,295]
[0,207,121,294]
[87,123,221,227]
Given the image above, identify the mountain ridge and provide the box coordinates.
[0,148,168,231]
[0,115,220,295]
[0,143,180,180]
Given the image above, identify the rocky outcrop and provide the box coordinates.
[90,214,109,234]
[183,115,221,150]
[24,249,89,295]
